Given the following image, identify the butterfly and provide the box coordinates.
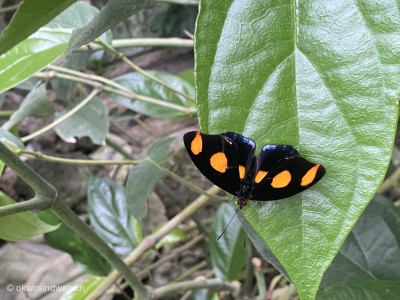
[183,131,325,209]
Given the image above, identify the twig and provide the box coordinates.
[0,110,14,118]
[95,39,196,103]
[20,88,101,142]
[172,261,208,283]
[253,258,267,300]
[266,274,283,300]
[155,0,199,5]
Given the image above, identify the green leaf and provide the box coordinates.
[2,84,53,130]
[106,71,196,119]
[59,277,103,300]
[209,203,247,281]
[0,160,4,176]
[125,138,174,221]
[196,1,399,298]
[155,226,188,249]
[39,210,112,276]
[316,280,400,300]
[0,127,24,149]
[54,96,109,145]
[0,0,77,55]
[0,2,107,95]
[321,194,400,287]
[0,192,59,241]
[177,68,195,87]
[66,0,150,53]
[87,175,137,256]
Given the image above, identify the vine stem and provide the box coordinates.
[37,68,196,115]
[95,39,196,103]
[0,110,14,118]
[20,87,101,143]
[86,185,221,300]
[0,4,19,13]
[154,0,199,4]
[0,142,148,299]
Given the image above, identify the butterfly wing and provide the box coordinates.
[183,131,242,195]
[252,145,325,200]
[221,132,256,180]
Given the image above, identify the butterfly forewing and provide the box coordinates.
[221,132,256,180]
[183,131,241,195]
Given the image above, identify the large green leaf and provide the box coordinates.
[209,203,248,281]
[0,192,59,241]
[39,210,112,276]
[316,280,400,300]
[66,0,150,53]
[107,71,196,119]
[87,175,137,256]
[321,194,400,287]
[54,96,109,145]
[0,2,109,95]
[195,1,400,299]
[2,84,53,130]
[0,0,77,55]
[125,138,174,221]
[60,277,103,300]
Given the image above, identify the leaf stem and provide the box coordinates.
[95,39,196,103]
[155,0,198,4]
[0,110,14,118]
[14,148,141,165]
[86,185,221,300]
[76,38,193,52]
[0,4,19,13]
[20,88,101,142]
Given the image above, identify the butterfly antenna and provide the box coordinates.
[217,207,240,240]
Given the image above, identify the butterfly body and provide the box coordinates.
[183,131,326,209]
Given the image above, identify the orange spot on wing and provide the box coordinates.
[191,132,202,155]
[271,170,291,188]
[301,164,320,186]
[255,170,268,183]
[210,152,228,173]
[239,165,245,179]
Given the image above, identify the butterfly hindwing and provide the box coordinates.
[252,155,326,200]
[183,131,242,195]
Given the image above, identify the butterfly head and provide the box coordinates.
[237,197,248,210]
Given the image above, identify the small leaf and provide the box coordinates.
[2,84,53,130]
[155,226,188,249]
[125,138,174,221]
[321,194,400,287]
[0,2,108,95]
[54,96,109,145]
[209,203,248,281]
[0,127,24,149]
[106,71,196,119]
[39,210,112,276]
[316,280,400,300]
[0,0,77,55]
[59,277,103,300]
[0,192,59,241]
[66,0,149,53]
[87,175,137,255]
